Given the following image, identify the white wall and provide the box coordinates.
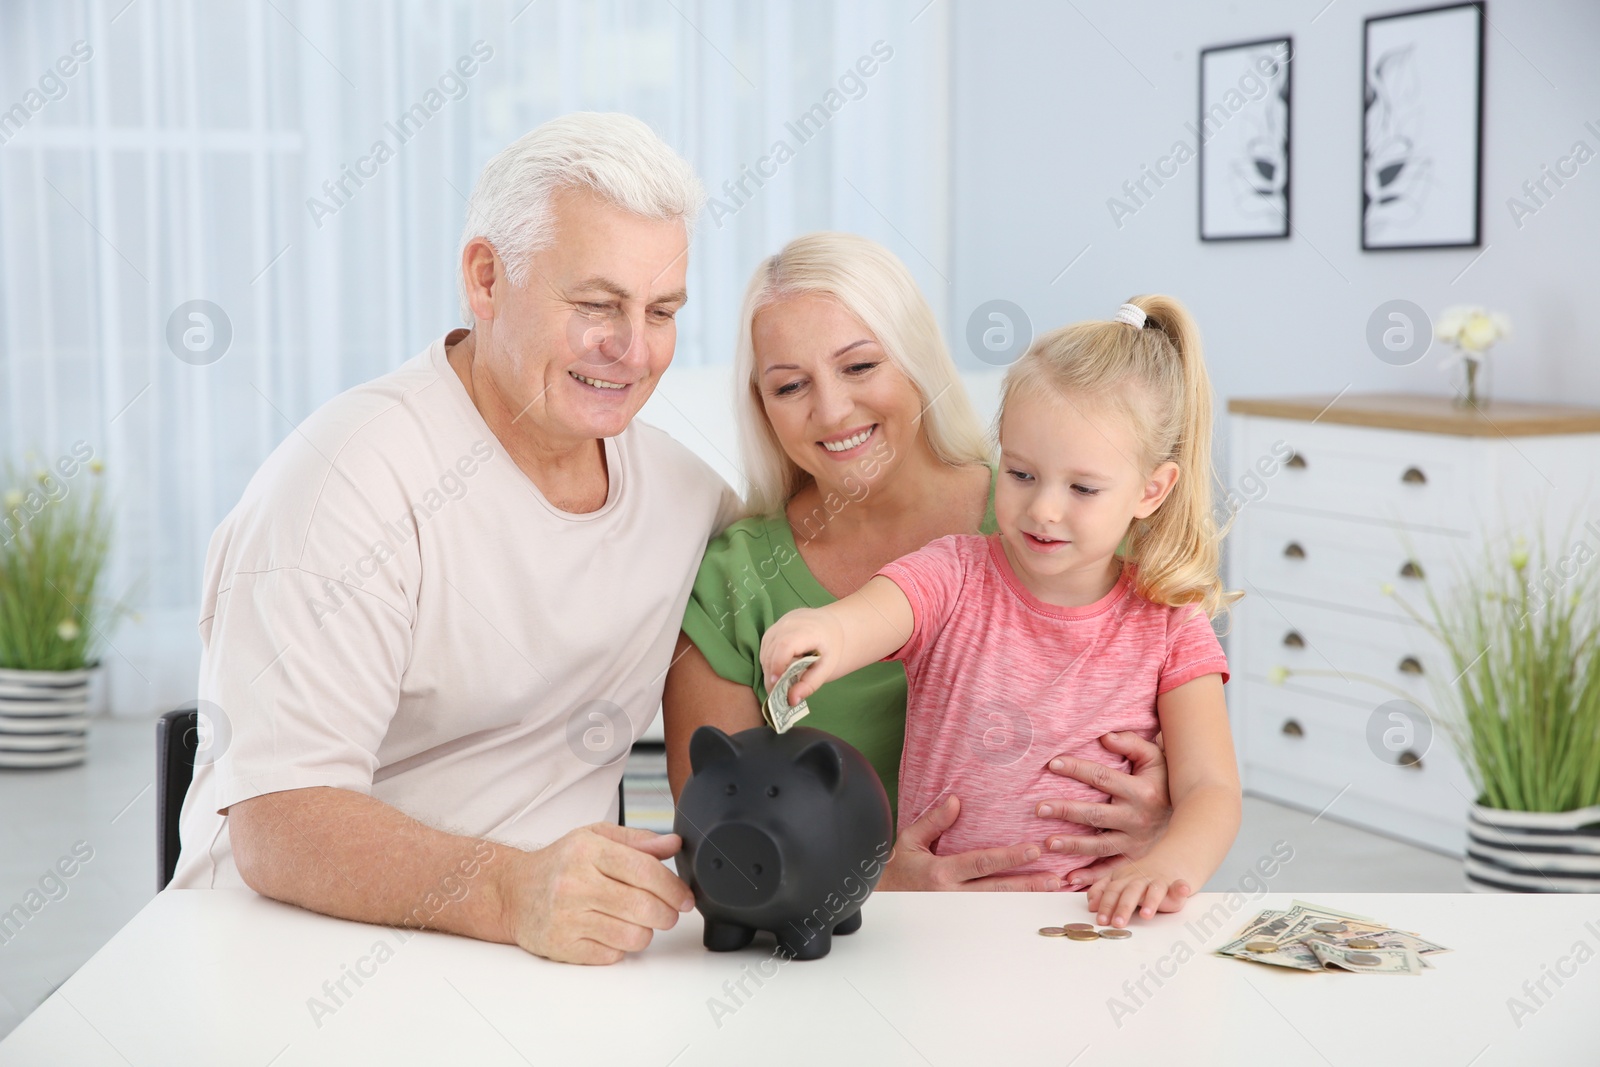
[948,0,1600,467]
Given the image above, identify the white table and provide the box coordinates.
[2,889,1595,1065]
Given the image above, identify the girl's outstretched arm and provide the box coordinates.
[759,575,914,705]
[1084,673,1242,927]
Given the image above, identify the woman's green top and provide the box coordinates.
[680,465,1000,822]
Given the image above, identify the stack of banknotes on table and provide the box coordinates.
[1216,900,1451,975]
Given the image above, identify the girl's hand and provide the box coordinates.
[759,608,845,705]
[1084,861,1194,928]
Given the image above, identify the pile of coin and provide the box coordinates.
[1038,922,1133,941]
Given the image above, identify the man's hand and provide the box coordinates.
[1033,731,1173,887]
[229,788,694,966]
[878,795,1060,892]
[500,823,696,965]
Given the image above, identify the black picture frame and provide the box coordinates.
[1198,35,1293,242]
[1361,2,1486,251]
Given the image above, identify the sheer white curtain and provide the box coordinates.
[0,0,951,716]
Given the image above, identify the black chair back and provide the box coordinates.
[156,707,199,891]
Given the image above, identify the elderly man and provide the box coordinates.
[171,113,739,966]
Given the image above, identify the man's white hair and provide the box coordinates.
[457,112,705,320]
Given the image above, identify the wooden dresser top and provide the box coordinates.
[1226,392,1600,437]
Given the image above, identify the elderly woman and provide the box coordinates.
[663,233,1174,891]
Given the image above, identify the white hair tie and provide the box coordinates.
[1114,303,1147,328]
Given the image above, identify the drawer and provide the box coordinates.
[1241,508,1470,619]
[1238,599,1442,706]
[1238,680,1474,826]
[1238,417,1479,532]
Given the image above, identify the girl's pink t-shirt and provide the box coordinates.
[875,534,1229,880]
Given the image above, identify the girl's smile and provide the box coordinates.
[1021,530,1070,553]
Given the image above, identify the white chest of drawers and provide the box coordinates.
[1223,393,1600,854]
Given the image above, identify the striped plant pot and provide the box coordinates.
[1465,802,1600,893]
[0,666,93,769]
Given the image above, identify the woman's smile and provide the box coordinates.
[819,423,878,458]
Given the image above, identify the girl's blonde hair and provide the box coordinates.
[734,232,993,516]
[997,294,1240,620]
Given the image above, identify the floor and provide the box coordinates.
[0,716,1465,1040]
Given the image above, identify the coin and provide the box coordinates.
[1244,940,1279,953]
[1311,922,1349,934]
[1064,923,1096,932]
[1346,952,1383,966]
[1066,928,1101,941]
[1098,928,1132,939]
[1347,938,1381,950]
[1038,926,1068,937]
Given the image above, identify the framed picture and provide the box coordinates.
[1362,2,1485,250]
[1198,36,1292,241]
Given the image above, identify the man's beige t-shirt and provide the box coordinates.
[171,330,741,889]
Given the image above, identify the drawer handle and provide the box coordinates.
[1281,719,1304,738]
[1282,630,1305,648]
[1398,559,1424,580]
[1398,656,1424,675]
[1285,452,1307,470]
[1283,542,1307,560]
[1398,748,1424,770]
[1401,466,1427,485]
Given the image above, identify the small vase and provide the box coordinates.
[1451,354,1489,410]
[0,665,93,768]
[1465,802,1600,892]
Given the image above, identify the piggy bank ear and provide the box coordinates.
[794,737,843,794]
[689,726,742,775]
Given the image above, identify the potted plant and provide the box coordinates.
[1404,532,1600,891]
[1268,528,1600,891]
[0,452,115,768]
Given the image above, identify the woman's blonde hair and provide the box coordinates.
[997,294,1240,620]
[734,232,992,517]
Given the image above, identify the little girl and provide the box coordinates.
[760,295,1241,929]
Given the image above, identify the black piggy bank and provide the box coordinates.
[674,725,894,960]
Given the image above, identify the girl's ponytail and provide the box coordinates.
[1125,295,1239,621]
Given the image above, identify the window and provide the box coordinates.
[0,0,950,711]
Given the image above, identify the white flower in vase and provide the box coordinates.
[1434,305,1510,408]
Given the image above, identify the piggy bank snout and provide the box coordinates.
[694,822,783,908]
